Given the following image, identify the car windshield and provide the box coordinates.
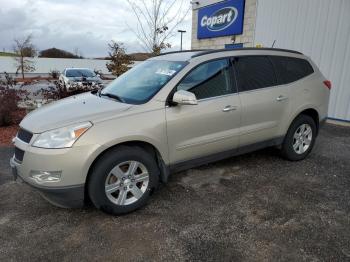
[66,69,95,77]
[101,60,187,104]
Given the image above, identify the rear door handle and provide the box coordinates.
[222,105,237,112]
[276,95,288,102]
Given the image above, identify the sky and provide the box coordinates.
[0,0,192,57]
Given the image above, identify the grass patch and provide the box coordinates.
[0,52,17,57]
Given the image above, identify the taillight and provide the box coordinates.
[323,80,332,90]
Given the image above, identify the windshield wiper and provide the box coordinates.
[99,92,125,103]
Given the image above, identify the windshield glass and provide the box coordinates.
[66,69,95,77]
[101,60,187,104]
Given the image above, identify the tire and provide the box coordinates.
[88,146,159,215]
[281,114,317,161]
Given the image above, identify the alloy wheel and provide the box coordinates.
[105,161,149,206]
[292,123,313,154]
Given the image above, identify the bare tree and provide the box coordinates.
[13,35,36,79]
[73,47,83,58]
[126,0,190,55]
[106,41,133,77]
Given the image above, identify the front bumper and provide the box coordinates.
[10,136,104,208]
[66,81,103,91]
[10,157,85,208]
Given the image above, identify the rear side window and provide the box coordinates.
[234,56,277,92]
[269,56,314,85]
[177,59,234,100]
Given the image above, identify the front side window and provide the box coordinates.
[234,56,277,92]
[101,60,187,104]
[177,59,234,100]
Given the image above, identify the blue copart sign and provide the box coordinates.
[197,0,245,39]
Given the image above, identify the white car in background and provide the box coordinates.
[59,68,103,91]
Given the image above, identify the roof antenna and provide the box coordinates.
[272,40,276,48]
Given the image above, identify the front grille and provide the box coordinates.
[14,147,25,162]
[17,128,33,143]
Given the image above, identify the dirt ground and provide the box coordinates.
[0,124,349,262]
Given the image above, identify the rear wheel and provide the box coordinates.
[281,114,317,161]
[88,146,159,215]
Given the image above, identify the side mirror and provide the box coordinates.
[172,90,198,105]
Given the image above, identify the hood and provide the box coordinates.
[20,92,132,133]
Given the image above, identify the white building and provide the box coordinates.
[191,0,350,122]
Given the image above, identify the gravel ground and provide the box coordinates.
[0,124,349,262]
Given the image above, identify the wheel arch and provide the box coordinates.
[288,107,320,135]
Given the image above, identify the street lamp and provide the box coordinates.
[178,30,186,51]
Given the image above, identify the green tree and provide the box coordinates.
[106,41,133,77]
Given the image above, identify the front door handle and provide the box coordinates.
[276,95,288,102]
[222,105,237,112]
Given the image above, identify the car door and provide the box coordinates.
[166,58,241,164]
[233,56,291,146]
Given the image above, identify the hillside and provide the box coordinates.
[39,48,82,59]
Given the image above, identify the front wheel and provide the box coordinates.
[88,146,159,215]
[281,114,317,161]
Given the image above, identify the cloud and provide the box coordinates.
[0,0,192,57]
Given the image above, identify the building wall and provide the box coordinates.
[191,0,257,49]
[254,0,350,121]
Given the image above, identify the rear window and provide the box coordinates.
[269,56,314,85]
[234,56,277,92]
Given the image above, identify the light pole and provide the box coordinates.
[178,30,186,51]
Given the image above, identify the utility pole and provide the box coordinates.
[178,30,186,51]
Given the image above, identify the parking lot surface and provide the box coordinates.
[0,124,349,261]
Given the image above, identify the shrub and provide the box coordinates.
[49,69,60,79]
[0,73,28,127]
[0,88,18,126]
[37,80,100,101]
[4,72,16,86]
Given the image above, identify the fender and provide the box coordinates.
[280,104,321,136]
[84,136,169,185]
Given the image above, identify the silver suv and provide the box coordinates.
[10,48,331,215]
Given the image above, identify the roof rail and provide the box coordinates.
[157,49,212,56]
[191,47,303,58]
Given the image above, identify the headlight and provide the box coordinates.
[32,122,92,149]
